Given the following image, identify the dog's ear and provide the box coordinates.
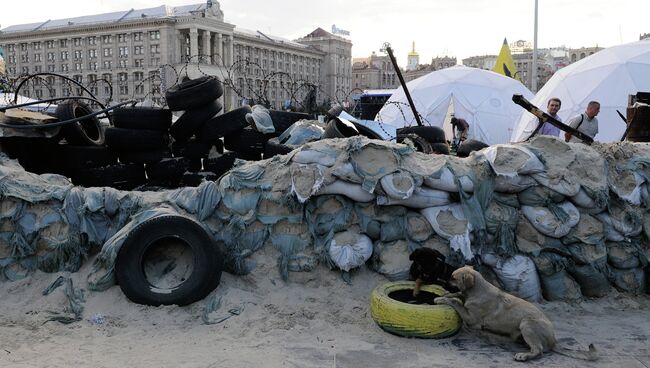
[460,269,476,291]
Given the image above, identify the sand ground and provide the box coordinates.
[1,249,649,368]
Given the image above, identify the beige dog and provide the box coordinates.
[434,266,597,362]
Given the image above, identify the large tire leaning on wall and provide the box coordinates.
[370,281,461,338]
[55,100,104,146]
[397,126,446,144]
[397,133,433,154]
[170,100,223,143]
[456,139,489,158]
[268,110,312,134]
[115,215,224,306]
[165,76,224,111]
[199,105,252,141]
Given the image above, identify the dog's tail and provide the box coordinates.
[551,343,598,361]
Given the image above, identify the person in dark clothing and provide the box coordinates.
[450,116,469,142]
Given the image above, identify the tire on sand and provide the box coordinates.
[115,215,224,306]
[370,281,461,338]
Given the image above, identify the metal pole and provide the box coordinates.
[382,42,424,126]
[532,0,538,92]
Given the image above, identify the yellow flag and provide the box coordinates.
[492,38,519,81]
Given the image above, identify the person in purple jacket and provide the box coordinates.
[538,97,562,136]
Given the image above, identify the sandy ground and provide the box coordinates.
[1,248,649,368]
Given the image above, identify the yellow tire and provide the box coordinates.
[370,281,461,338]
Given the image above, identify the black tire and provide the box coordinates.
[322,117,360,139]
[55,100,104,146]
[203,152,237,178]
[170,101,223,143]
[146,157,200,180]
[69,163,146,188]
[397,133,433,154]
[236,151,262,161]
[224,127,271,154]
[112,107,172,131]
[165,77,224,111]
[431,142,450,155]
[264,137,295,158]
[115,215,223,306]
[57,144,118,170]
[105,127,169,151]
[119,148,172,164]
[0,137,64,174]
[172,139,212,160]
[397,126,446,144]
[268,110,311,134]
[199,105,252,141]
[456,139,489,158]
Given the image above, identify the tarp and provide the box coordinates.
[511,38,650,143]
[375,65,534,145]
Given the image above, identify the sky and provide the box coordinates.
[1,0,648,66]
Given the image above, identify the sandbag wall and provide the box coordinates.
[2,135,650,303]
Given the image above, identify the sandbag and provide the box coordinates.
[420,204,472,260]
[596,212,627,242]
[565,242,607,265]
[521,201,580,238]
[567,258,611,297]
[316,180,375,202]
[607,242,648,269]
[328,227,373,272]
[290,164,324,203]
[569,188,606,213]
[532,251,582,301]
[484,200,518,257]
[379,171,416,199]
[377,186,451,208]
[494,174,537,193]
[277,120,323,145]
[368,239,412,280]
[609,266,646,294]
[562,213,604,245]
[405,212,435,242]
[482,254,542,302]
[423,166,474,192]
[482,144,544,177]
[604,198,643,237]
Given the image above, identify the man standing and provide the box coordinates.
[538,97,562,136]
[450,115,469,143]
[564,101,600,143]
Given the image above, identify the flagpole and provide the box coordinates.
[532,0,538,92]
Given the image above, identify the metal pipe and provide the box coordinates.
[532,0,539,92]
[381,42,423,127]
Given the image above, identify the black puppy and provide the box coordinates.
[409,247,458,296]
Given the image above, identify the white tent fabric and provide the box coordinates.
[511,39,650,143]
[375,65,534,145]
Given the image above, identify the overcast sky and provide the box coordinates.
[1,0,648,65]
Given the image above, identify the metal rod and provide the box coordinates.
[532,0,539,92]
[382,42,423,127]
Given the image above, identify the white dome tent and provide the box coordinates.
[375,65,534,145]
[511,38,650,143]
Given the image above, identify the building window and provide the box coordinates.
[119,46,129,58]
[134,59,144,67]
[59,51,68,60]
[119,85,129,95]
[103,48,113,57]
[33,42,41,50]
[88,62,97,71]
[20,43,27,51]
[118,72,128,82]
[88,74,97,82]
[74,50,83,59]
[118,34,128,43]
[20,54,29,62]
[119,60,128,68]
[34,65,42,73]
[60,64,69,72]
[59,39,68,48]
[102,73,112,82]
[73,38,83,47]
[149,31,160,40]
[88,49,97,58]
[74,62,82,71]
[133,32,143,41]
[150,57,160,66]
[150,45,160,54]
[133,72,144,81]
[21,66,29,74]
[135,85,144,94]
[47,65,55,72]
[88,36,97,45]
[134,46,143,55]
[102,35,113,44]
[103,60,112,69]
